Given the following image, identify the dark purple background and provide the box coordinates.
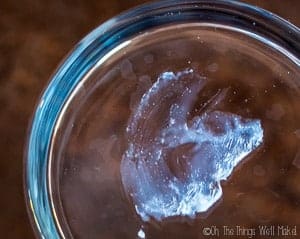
[0,0,299,238]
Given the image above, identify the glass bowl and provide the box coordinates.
[25,0,300,238]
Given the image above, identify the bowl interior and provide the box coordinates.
[48,22,300,238]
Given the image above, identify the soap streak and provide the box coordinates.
[121,69,263,221]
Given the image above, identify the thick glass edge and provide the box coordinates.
[80,0,300,55]
[24,0,300,238]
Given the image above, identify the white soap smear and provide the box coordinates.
[137,228,146,239]
[121,69,264,222]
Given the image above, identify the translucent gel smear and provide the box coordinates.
[121,69,264,222]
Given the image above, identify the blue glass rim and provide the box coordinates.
[24,0,300,238]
